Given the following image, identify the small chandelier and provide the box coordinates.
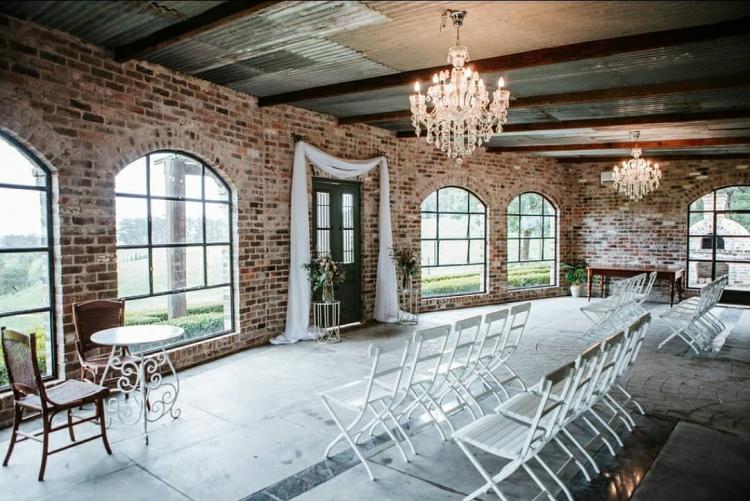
[612,132,662,201]
[409,10,510,164]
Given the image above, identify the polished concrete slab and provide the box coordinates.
[1,297,749,500]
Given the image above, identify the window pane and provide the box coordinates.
[543,239,555,260]
[206,203,230,243]
[421,264,483,297]
[507,215,519,238]
[207,246,231,285]
[149,153,203,199]
[204,169,229,201]
[421,240,436,266]
[151,200,203,244]
[469,240,485,264]
[316,192,330,228]
[469,194,484,213]
[439,213,469,238]
[689,212,713,235]
[520,193,543,214]
[717,213,750,235]
[341,193,354,229]
[543,216,556,238]
[115,157,147,195]
[688,236,714,260]
[507,239,519,262]
[507,196,520,214]
[689,192,713,212]
[421,191,437,212]
[421,212,436,239]
[343,229,354,264]
[688,260,713,288]
[116,197,148,246]
[716,237,750,262]
[543,199,555,215]
[116,248,149,297]
[0,138,47,186]
[717,186,750,210]
[0,312,52,382]
[317,229,330,257]
[153,246,205,293]
[0,187,47,248]
[438,187,468,212]
[508,261,554,288]
[725,262,750,290]
[520,216,543,238]
[439,240,468,265]
[521,239,543,261]
[0,251,50,314]
[469,215,485,238]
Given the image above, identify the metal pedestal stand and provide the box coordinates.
[313,300,341,343]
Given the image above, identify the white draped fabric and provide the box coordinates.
[271,141,399,344]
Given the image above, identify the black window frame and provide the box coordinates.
[506,191,558,289]
[0,131,57,389]
[420,186,488,298]
[114,150,235,348]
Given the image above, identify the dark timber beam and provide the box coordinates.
[393,110,750,138]
[486,137,750,153]
[559,154,750,163]
[341,75,750,125]
[114,1,278,62]
[258,16,750,106]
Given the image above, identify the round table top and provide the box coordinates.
[91,325,184,347]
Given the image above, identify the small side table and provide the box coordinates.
[313,300,341,343]
[398,287,418,326]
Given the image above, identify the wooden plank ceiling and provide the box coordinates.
[4,0,750,160]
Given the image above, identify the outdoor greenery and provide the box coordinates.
[421,272,481,297]
[125,303,226,339]
[0,327,47,387]
[507,264,554,288]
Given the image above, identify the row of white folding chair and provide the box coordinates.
[580,273,651,331]
[453,313,651,500]
[658,275,728,354]
[318,303,532,480]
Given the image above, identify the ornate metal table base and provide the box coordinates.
[314,300,341,344]
[100,345,180,445]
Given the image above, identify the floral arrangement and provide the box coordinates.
[304,254,346,291]
[391,246,419,291]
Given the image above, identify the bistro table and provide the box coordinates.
[587,265,685,307]
[92,325,183,444]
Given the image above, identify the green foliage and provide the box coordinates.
[508,264,553,288]
[421,273,481,297]
[561,261,587,286]
[0,328,47,387]
[304,254,346,292]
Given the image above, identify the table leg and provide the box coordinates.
[678,276,683,302]
[600,274,606,299]
[587,271,593,302]
[139,351,148,445]
[669,280,675,307]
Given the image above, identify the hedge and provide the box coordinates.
[125,304,226,340]
[422,273,481,297]
[508,264,553,287]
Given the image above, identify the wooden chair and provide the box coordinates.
[72,299,134,385]
[1,328,112,481]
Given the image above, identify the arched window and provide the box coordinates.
[0,132,55,387]
[115,151,234,348]
[420,186,486,297]
[507,192,557,288]
[687,186,750,295]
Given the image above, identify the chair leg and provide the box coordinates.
[2,405,22,467]
[38,414,51,481]
[97,399,112,455]
[67,409,76,442]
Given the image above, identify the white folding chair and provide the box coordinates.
[453,362,578,501]
[606,313,651,421]
[319,340,412,480]
[635,271,657,305]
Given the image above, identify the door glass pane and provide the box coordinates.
[439,214,469,238]
[206,203,230,243]
[116,197,148,246]
[342,193,353,229]
[316,192,330,228]
[439,240,468,265]
[317,229,330,257]
[343,229,354,264]
[152,246,205,293]
[151,200,203,244]
[716,237,750,262]
[0,137,47,186]
[0,251,50,313]
[116,157,147,195]
[438,187,468,212]
[149,153,202,198]
[116,248,149,297]
[207,246,231,285]
[0,187,47,248]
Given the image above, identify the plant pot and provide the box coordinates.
[570,284,584,298]
[322,284,335,303]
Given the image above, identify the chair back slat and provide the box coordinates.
[1,328,45,401]
[521,361,576,455]
[73,300,124,358]
[504,302,531,357]
[448,315,484,378]
[408,324,452,390]
[366,339,411,403]
[475,308,510,363]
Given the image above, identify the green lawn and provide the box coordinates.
[420,263,555,297]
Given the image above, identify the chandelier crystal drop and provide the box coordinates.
[409,10,510,164]
[612,134,662,201]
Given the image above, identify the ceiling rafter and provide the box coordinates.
[485,137,750,153]
[557,154,750,163]
[257,16,750,107]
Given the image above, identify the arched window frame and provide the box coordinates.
[420,186,487,298]
[506,191,558,289]
[0,131,56,387]
[114,150,235,347]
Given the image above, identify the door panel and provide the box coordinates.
[312,178,362,324]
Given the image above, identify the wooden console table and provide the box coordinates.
[587,266,684,307]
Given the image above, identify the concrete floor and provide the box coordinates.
[1,296,749,500]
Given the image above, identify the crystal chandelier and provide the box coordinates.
[409,10,510,164]
[612,132,662,201]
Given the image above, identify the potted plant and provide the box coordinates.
[390,246,419,293]
[304,254,346,302]
[561,262,587,298]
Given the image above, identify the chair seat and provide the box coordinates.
[496,391,560,424]
[20,380,109,410]
[453,413,543,460]
[580,300,617,313]
[320,380,393,410]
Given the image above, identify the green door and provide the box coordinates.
[312,178,362,324]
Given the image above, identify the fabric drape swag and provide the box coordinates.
[272,141,399,344]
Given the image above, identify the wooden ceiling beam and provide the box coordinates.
[340,75,750,125]
[258,16,750,107]
[559,154,750,163]
[393,110,750,138]
[113,1,278,62]
[486,137,750,153]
